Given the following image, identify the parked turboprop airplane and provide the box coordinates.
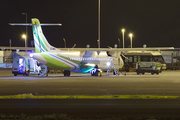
[30,18,123,76]
[7,18,174,76]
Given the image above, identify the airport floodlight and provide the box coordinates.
[129,33,133,48]
[121,29,125,48]
[129,33,133,37]
[22,34,27,48]
[22,34,26,39]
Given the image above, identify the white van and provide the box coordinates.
[12,56,41,76]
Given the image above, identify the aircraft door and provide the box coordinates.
[113,57,123,69]
[113,58,118,68]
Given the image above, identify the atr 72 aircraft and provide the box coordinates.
[31,18,123,76]
[7,18,174,77]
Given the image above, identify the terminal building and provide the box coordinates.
[0,47,180,70]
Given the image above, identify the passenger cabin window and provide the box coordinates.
[150,56,153,61]
[137,56,140,62]
[128,56,133,62]
[134,56,137,62]
[125,58,128,62]
[141,56,149,61]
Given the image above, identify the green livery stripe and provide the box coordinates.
[40,29,49,49]
[54,54,94,72]
[41,53,71,70]
[35,47,41,53]
[36,24,49,49]
[56,54,91,71]
[57,54,81,65]
[33,25,48,51]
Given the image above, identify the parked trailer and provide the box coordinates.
[136,61,162,75]
[12,56,41,76]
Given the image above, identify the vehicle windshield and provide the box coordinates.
[153,56,164,63]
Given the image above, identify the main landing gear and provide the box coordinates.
[64,70,71,76]
[91,65,99,76]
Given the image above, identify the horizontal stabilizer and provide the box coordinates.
[9,23,62,26]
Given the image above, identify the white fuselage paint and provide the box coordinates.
[33,50,124,72]
[59,51,124,71]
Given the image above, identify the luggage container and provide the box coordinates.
[136,61,162,75]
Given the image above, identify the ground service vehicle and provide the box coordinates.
[122,51,166,72]
[136,61,162,75]
[12,56,41,76]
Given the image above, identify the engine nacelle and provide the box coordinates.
[107,51,121,57]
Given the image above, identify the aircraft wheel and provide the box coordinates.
[137,72,140,75]
[67,71,71,76]
[151,72,154,75]
[63,71,67,76]
[142,72,145,75]
[156,72,159,75]
[64,70,70,76]
[14,74,17,76]
[91,65,99,76]
[91,68,98,76]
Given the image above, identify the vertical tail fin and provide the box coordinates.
[31,18,52,53]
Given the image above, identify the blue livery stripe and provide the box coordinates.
[47,53,78,70]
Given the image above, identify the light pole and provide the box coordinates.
[97,40,100,48]
[121,29,125,48]
[129,33,133,48]
[98,0,100,48]
[118,38,120,48]
[22,13,27,47]
[72,44,76,48]
[63,38,66,48]
[9,39,11,51]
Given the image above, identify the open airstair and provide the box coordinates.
[106,58,119,76]
[38,64,47,77]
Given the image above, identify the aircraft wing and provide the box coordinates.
[58,47,174,52]
[0,46,175,52]
[0,46,35,50]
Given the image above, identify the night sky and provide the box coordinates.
[1,0,180,48]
